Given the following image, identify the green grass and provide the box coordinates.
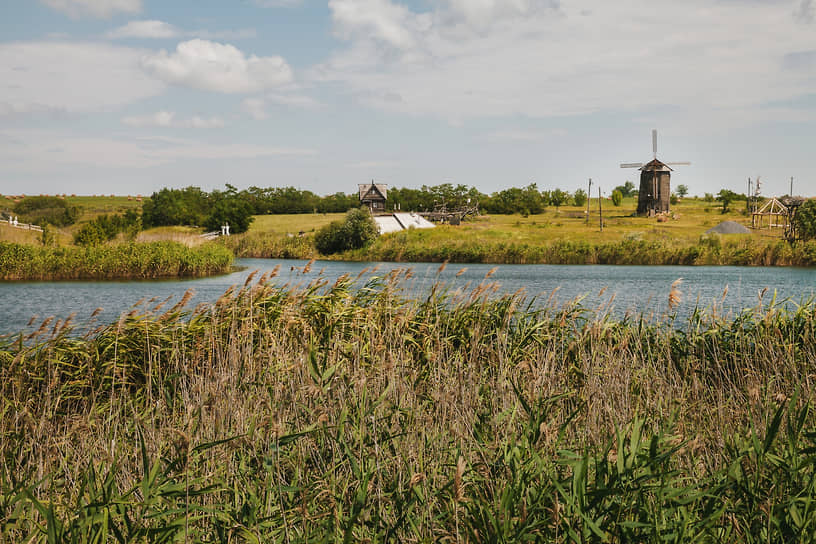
[3,273,816,541]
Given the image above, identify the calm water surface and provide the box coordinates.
[2,259,816,335]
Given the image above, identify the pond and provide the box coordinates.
[2,259,816,335]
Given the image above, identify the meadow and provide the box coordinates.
[223,197,808,266]
[2,269,816,541]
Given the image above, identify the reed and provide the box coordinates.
[0,240,233,280]
[2,272,816,541]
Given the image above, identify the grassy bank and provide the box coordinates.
[0,240,233,280]
[3,272,816,541]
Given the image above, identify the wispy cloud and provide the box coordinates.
[40,0,141,19]
[106,19,256,40]
[0,41,163,116]
[121,111,225,128]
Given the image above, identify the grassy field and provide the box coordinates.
[229,198,801,265]
[3,272,816,541]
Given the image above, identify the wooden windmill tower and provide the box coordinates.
[621,130,690,216]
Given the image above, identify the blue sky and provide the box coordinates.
[1,0,815,198]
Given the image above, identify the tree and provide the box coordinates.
[314,208,378,254]
[611,190,623,206]
[613,181,636,198]
[14,196,78,227]
[550,189,569,209]
[204,198,255,234]
[794,200,816,241]
[675,184,689,198]
[573,189,587,207]
[716,189,738,214]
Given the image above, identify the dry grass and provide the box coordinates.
[3,271,816,541]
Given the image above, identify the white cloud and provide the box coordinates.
[40,0,141,18]
[140,39,293,93]
[106,20,179,39]
[318,0,816,122]
[106,20,257,40]
[121,111,225,128]
[0,41,163,116]
[241,98,268,120]
[0,129,315,169]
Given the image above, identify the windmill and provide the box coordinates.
[620,130,690,216]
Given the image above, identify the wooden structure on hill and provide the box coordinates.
[620,130,690,216]
[751,197,789,231]
[358,181,388,213]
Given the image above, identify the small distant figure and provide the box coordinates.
[225,223,230,236]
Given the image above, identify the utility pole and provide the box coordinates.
[748,178,752,213]
[791,176,794,197]
[586,178,592,226]
[598,187,603,232]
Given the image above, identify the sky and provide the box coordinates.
[0,0,814,198]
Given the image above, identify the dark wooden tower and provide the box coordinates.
[621,130,690,216]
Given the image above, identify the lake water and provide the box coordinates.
[2,258,816,336]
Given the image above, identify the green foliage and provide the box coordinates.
[0,241,232,280]
[39,224,57,247]
[704,193,715,202]
[670,193,679,205]
[794,200,816,241]
[204,197,255,234]
[13,196,79,226]
[676,184,689,198]
[314,208,378,254]
[717,189,739,213]
[141,186,209,228]
[73,210,141,246]
[611,189,623,206]
[573,188,588,207]
[549,188,569,208]
[613,181,637,198]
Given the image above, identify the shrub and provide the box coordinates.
[203,198,255,234]
[611,189,623,206]
[573,189,587,207]
[14,196,79,226]
[314,208,378,254]
[794,200,816,241]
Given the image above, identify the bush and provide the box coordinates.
[203,198,254,234]
[14,196,78,227]
[670,193,679,205]
[573,189,587,207]
[611,190,623,206]
[794,200,816,241]
[314,208,378,254]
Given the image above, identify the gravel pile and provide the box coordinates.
[705,221,751,234]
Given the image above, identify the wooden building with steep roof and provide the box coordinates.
[358,181,387,213]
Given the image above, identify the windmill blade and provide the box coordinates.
[652,129,657,157]
[620,163,643,168]
[665,161,691,166]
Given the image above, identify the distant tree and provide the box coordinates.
[613,181,636,198]
[14,196,78,227]
[675,184,689,198]
[573,189,587,207]
[73,222,107,247]
[142,187,209,228]
[704,193,715,203]
[611,190,623,206]
[314,208,378,254]
[670,193,679,205]
[550,189,569,209]
[716,189,738,214]
[794,200,816,241]
[204,197,255,234]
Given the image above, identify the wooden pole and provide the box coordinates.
[791,176,794,197]
[598,187,603,232]
[586,178,592,226]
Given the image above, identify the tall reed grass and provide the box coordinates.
[0,240,233,280]
[2,271,816,541]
